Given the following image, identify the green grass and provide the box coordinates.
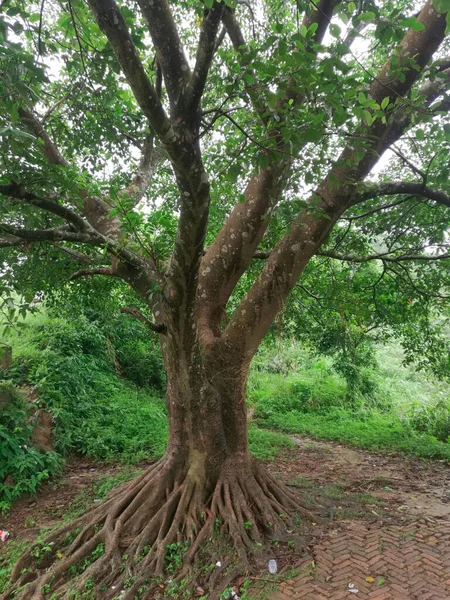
[248,425,294,460]
[249,342,450,460]
[261,408,450,459]
[0,539,28,593]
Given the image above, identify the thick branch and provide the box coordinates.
[87,0,173,146]
[135,0,191,106]
[18,107,69,167]
[120,307,167,334]
[185,2,224,113]
[121,135,164,205]
[0,224,97,247]
[301,0,341,45]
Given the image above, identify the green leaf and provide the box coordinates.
[358,92,367,105]
[329,24,341,38]
[415,129,425,140]
[433,0,450,13]
[359,12,376,22]
[401,17,425,30]
[381,97,389,110]
[204,0,214,8]
[363,110,372,125]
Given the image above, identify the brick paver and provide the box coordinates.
[270,519,450,600]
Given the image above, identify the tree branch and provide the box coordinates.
[135,0,191,107]
[221,9,272,125]
[358,181,450,208]
[317,249,450,263]
[18,107,69,167]
[120,306,167,334]
[342,196,415,221]
[121,135,164,205]
[185,2,224,113]
[0,184,95,233]
[51,244,95,264]
[0,224,97,247]
[70,267,117,280]
[87,0,174,147]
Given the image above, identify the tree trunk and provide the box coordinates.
[6,333,309,600]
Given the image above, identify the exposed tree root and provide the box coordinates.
[3,457,313,600]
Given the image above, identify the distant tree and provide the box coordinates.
[2,0,450,596]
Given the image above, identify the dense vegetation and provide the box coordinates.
[2,307,450,516]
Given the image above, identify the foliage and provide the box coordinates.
[250,341,450,458]
[0,381,62,514]
[0,311,168,463]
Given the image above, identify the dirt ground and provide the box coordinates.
[1,437,450,598]
[273,436,450,519]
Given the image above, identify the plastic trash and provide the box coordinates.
[215,561,222,567]
[0,531,9,542]
[268,559,277,574]
[348,583,359,594]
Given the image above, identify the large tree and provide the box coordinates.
[2,0,450,596]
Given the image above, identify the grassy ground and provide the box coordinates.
[249,342,450,460]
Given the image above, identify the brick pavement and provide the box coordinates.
[269,519,450,600]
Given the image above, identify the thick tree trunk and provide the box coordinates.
[5,334,309,600]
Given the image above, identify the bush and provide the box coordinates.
[0,382,62,513]
[0,314,168,462]
[248,368,347,418]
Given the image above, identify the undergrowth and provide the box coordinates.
[250,343,450,459]
[0,382,62,514]
[0,312,167,512]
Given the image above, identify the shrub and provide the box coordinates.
[0,382,62,513]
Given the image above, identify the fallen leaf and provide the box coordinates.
[56,552,63,559]
[377,577,385,586]
[366,576,375,583]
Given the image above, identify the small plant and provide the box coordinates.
[32,541,54,560]
[164,541,189,575]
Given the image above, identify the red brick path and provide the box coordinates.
[270,519,450,600]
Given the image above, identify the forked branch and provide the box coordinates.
[136,0,191,106]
